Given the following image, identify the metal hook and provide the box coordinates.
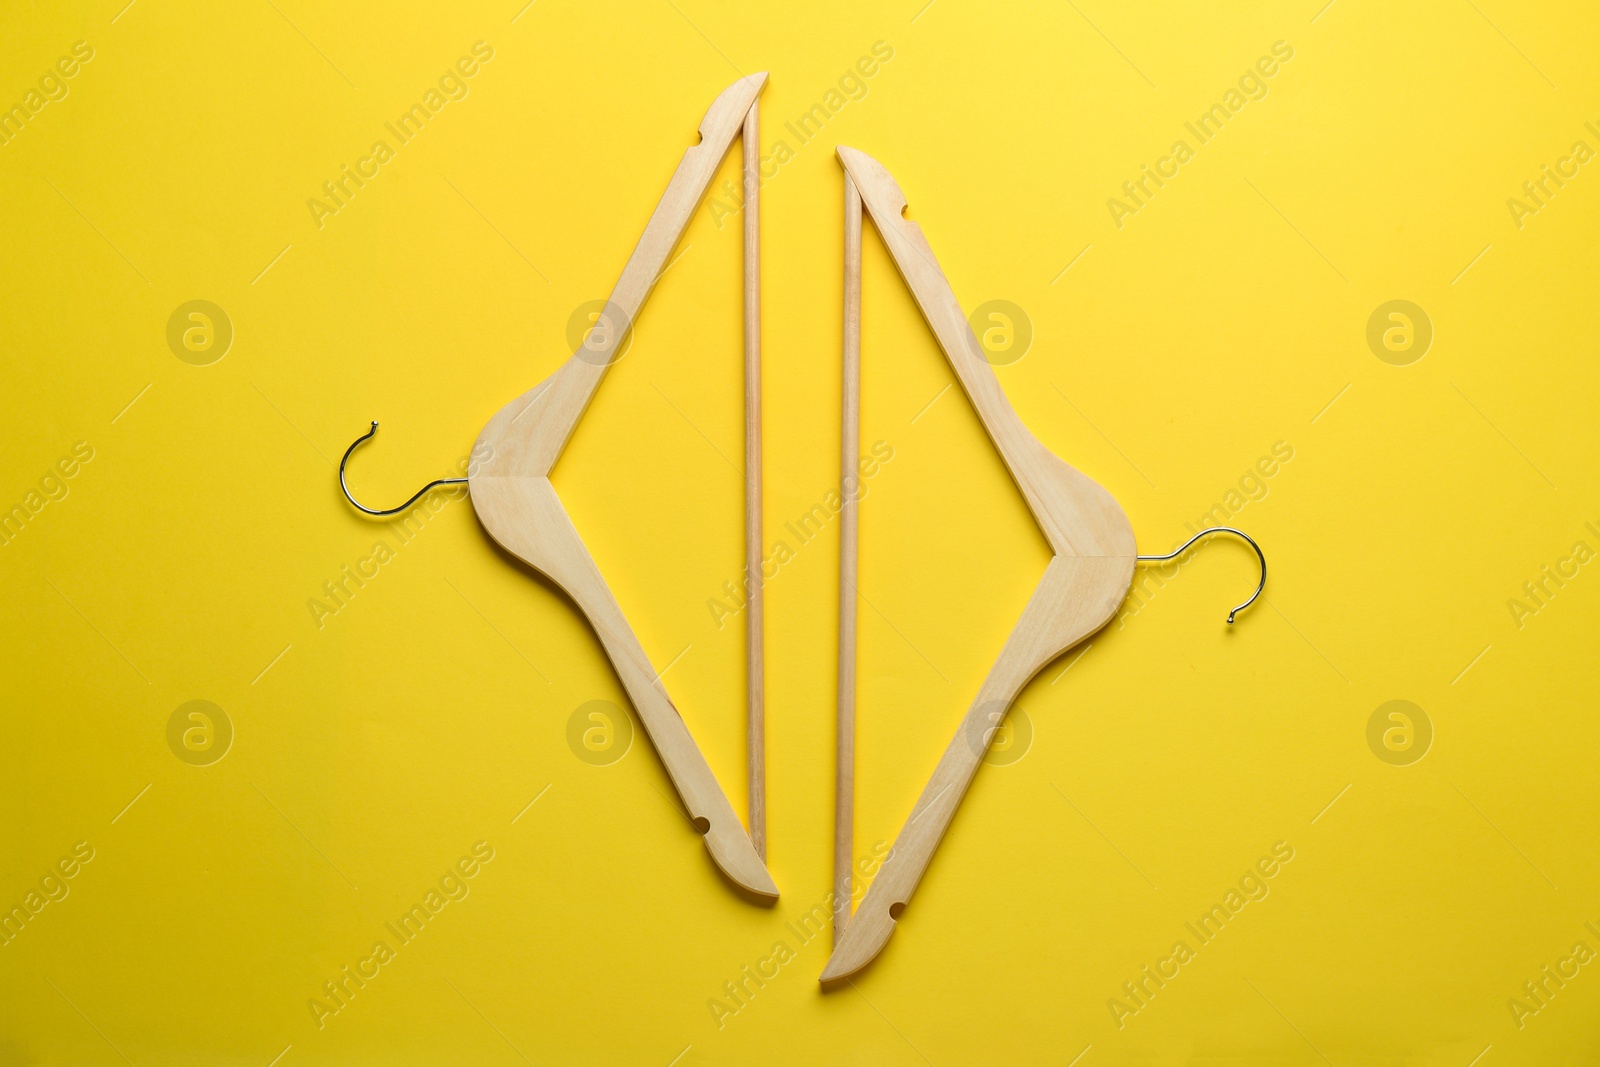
[1136,526,1265,624]
[338,421,467,517]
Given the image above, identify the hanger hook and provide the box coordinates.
[338,421,468,517]
[1136,526,1265,624]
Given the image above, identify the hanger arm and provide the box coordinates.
[470,477,777,898]
[480,73,769,481]
[820,555,1128,979]
[836,147,1132,560]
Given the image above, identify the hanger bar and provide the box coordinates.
[821,149,1135,980]
[835,173,863,945]
[468,76,776,900]
[744,101,766,862]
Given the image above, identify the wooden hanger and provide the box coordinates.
[415,74,773,898]
[824,147,1139,979]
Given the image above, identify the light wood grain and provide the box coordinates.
[821,148,1136,979]
[743,103,766,863]
[835,174,862,946]
[467,75,777,901]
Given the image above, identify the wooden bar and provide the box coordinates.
[743,102,766,861]
[835,173,863,944]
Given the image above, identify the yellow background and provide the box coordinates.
[3,0,1598,1062]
